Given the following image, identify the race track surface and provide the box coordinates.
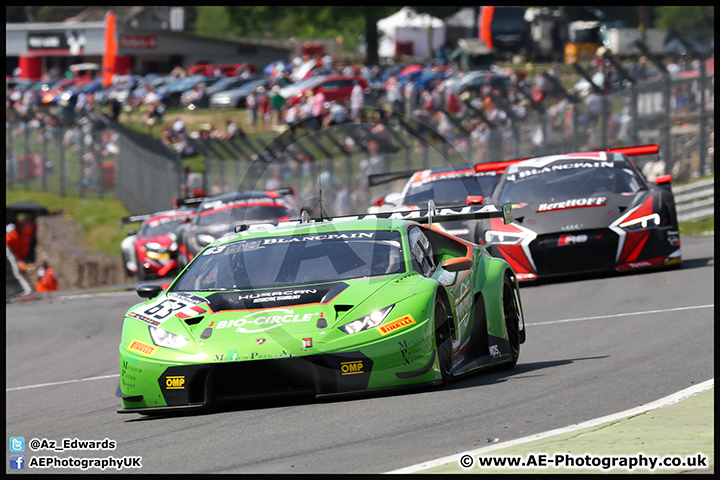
[5,236,714,474]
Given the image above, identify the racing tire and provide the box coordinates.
[501,274,521,369]
[434,299,453,384]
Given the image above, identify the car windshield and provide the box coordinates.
[496,161,645,204]
[139,214,192,236]
[196,204,291,227]
[405,175,485,206]
[172,230,405,291]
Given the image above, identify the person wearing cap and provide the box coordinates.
[35,260,58,293]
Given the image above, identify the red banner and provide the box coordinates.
[102,11,117,88]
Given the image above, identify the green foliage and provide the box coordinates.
[653,6,714,33]
[193,7,235,39]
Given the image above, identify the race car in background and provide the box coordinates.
[121,207,197,281]
[176,189,297,268]
[117,201,525,414]
[473,145,682,282]
[367,160,520,241]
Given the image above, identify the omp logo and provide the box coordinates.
[165,376,185,389]
[340,360,364,375]
[128,340,156,356]
[376,315,416,336]
[558,234,588,246]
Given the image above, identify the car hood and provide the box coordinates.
[505,191,648,234]
[136,233,177,247]
[127,272,427,359]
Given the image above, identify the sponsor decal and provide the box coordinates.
[302,337,313,348]
[561,224,584,231]
[169,292,207,306]
[668,235,680,247]
[164,376,185,390]
[537,197,606,212]
[216,309,318,333]
[128,340,156,357]
[340,360,364,375]
[377,315,416,336]
[453,278,473,333]
[128,311,161,326]
[239,289,318,304]
[398,337,428,365]
[225,349,239,362]
[558,234,588,246]
[505,160,614,182]
[261,232,375,244]
[256,338,267,345]
[489,344,501,358]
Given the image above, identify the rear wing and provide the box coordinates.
[235,201,513,233]
[121,214,151,224]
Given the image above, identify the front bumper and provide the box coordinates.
[118,323,439,413]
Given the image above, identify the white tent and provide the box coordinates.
[377,7,446,59]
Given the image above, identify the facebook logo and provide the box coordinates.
[10,437,25,452]
[10,455,25,470]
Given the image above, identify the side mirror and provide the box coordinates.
[466,195,484,205]
[655,174,672,186]
[137,284,163,299]
[441,257,473,272]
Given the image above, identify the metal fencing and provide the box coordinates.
[7,57,713,219]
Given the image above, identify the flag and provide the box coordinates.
[102,11,117,88]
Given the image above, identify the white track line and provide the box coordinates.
[6,374,120,392]
[526,304,713,326]
[388,379,714,474]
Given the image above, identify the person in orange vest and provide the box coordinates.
[35,260,58,293]
[6,223,24,260]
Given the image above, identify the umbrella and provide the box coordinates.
[399,64,423,77]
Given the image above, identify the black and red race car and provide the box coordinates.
[176,189,297,268]
[367,160,519,241]
[473,145,682,282]
[121,207,197,281]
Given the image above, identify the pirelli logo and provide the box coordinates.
[128,339,156,356]
[376,315,416,336]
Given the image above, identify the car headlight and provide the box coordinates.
[145,242,167,253]
[195,233,217,247]
[339,305,394,334]
[485,230,528,245]
[619,213,660,231]
[149,325,190,350]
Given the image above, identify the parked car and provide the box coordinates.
[278,75,369,106]
[158,75,223,109]
[208,78,273,109]
[181,75,260,109]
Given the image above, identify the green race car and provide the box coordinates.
[117,203,526,414]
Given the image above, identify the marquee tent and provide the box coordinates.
[377,7,446,59]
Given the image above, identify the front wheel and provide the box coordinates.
[434,299,453,384]
[501,275,521,368]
